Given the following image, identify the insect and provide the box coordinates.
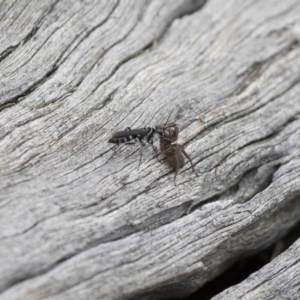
[107,126,160,167]
[108,126,157,149]
[108,110,175,149]
[107,111,176,157]
[157,122,197,186]
[107,111,197,185]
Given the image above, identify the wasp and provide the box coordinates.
[108,126,157,150]
[108,110,177,147]
[107,112,197,185]
[107,125,160,167]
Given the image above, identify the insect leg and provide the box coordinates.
[137,138,147,170]
[173,150,181,187]
[147,136,160,162]
[178,145,197,175]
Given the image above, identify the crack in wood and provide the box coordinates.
[1,1,300,299]
[0,1,59,63]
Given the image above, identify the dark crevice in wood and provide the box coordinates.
[36,0,121,108]
[152,0,208,46]
[215,115,300,178]
[228,116,298,159]
[0,81,297,251]
[189,163,280,214]
[22,1,59,44]
[186,93,300,185]
[87,0,208,106]
[133,193,300,300]
[96,201,193,245]
[83,4,158,102]
[0,46,16,62]
[0,200,193,294]
[0,1,119,114]
[2,1,300,298]
[0,0,59,63]
[10,0,210,154]
[190,115,299,197]
[184,219,300,300]
[181,40,300,146]
[0,0,192,140]
[0,5,121,148]
[0,64,59,112]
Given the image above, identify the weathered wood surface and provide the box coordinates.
[1,0,300,299]
[212,238,300,300]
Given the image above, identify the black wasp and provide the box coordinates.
[108,126,158,150]
[107,112,173,166]
[108,111,197,185]
[108,126,160,167]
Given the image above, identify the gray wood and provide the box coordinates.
[1,0,300,299]
[212,238,300,300]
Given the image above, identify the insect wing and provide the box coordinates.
[108,128,150,144]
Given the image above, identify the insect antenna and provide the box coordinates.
[163,109,174,130]
[136,105,165,169]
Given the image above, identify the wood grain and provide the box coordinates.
[1,0,300,299]
[212,238,300,299]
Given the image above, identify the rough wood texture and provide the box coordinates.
[1,0,300,299]
[212,238,300,300]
